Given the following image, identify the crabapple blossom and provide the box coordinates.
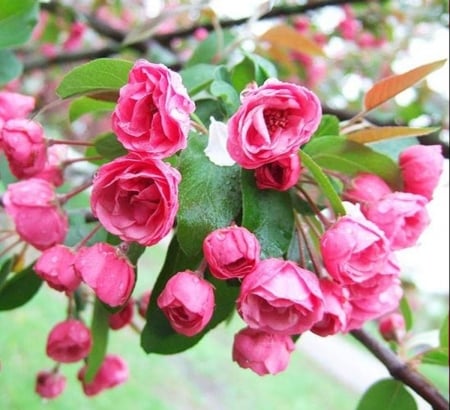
[35,370,67,399]
[157,271,215,337]
[378,312,406,342]
[232,327,295,376]
[108,299,134,330]
[46,319,92,363]
[237,258,324,335]
[254,153,301,191]
[203,225,261,280]
[342,173,392,204]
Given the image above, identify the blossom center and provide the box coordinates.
[264,109,288,134]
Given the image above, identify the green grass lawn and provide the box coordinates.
[0,246,359,410]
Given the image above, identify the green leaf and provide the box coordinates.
[399,296,414,331]
[141,237,239,354]
[209,80,240,116]
[186,30,236,67]
[0,264,42,311]
[241,170,294,258]
[311,114,340,139]
[0,49,23,86]
[180,64,217,95]
[439,314,449,348]
[420,347,449,366]
[303,135,402,190]
[193,99,226,125]
[84,298,110,382]
[93,132,127,161]
[0,258,13,289]
[56,58,133,99]
[299,150,346,217]
[231,53,277,93]
[357,379,417,410]
[65,210,108,248]
[176,132,242,256]
[0,0,39,48]
[69,97,116,122]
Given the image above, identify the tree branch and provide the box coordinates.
[351,328,449,410]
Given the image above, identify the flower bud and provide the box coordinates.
[35,370,66,399]
[343,173,392,204]
[109,299,134,330]
[46,319,92,363]
[232,327,295,375]
[137,290,152,318]
[378,312,406,342]
[203,226,260,280]
[254,154,301,191]
[157,271,215,336]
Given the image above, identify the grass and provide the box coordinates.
[0,246,359,410]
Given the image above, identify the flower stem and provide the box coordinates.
[62,156,103,167]
[47,138,94,147]
[58,180,93,205]
[75,223,103,250]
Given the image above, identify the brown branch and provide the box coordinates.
[351,328,449,410]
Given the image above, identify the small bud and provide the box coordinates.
[378,312,406,342]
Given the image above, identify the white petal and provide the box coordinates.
[204,117,236,166]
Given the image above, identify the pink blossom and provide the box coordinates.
[1,119,47,179]
[3,178,68,250]
[78,354,128,396]
[232,327,295,376]
[0,91,35,122]
[399,144,444,201]
[157,271,215,337]
[357,31,378,48]
[90,152,180,246]
[74,243,135,308]
[33,144,66,187]
[311,279,350,337]
[34,245,80,293]
[254,153,301,191]
[362,191,430,250]
[62,21,86,51]
[227,79,322,169]
[237,258,324,335]
[109,299,134,330]
[203,226,261,280]
[320,213,392,285]
[46,319,92,363]
[137,290,152,318]
[35,370,66,399]
[343,173,392,204]
[194,27,209,41]
[112,59,195,157]
[378,312,406,342]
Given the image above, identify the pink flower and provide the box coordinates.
[320,213,392,285]
[74,243,135,308]
[3,178,68,250]
[254,153,301,191]
[34,145,66,187]
[343,173,392,204]
[378,312,406,342]
[35,370,66,399]
[203,226,261,280]
[90,152,180,246]
[237,258,324,335]
[0,91,35,122]
[1,119,47,179]
[362,192,430,250]
[62,21,86,51]
[108,299,134,330]
[112,59,195,157]
[399,144,444,201]
[194,27,209,41]
[137,290,151,318]
[227,79,321,169]
[232,327,295,376]
[157,271,215,337]
[34,245,80,293]
[46,319,92,363]
[311,279,350,337]
[78,354,128,396]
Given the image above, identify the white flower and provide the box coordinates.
[204,117,236,166]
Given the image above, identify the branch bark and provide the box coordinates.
[351,329,449,410]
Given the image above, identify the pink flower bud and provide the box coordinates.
[34,245,80,293]
[254,154,301,191]
[46,319,92,363]
[62,21,86,51]
[203,226,261,280]
[78,354,128,396]
[3,178,68,251]
[112,59,195,157]
[109,299,134,330]
[137,290,152,318]
[362,191,430,250]
[1,119,47,179]
[343,173,392,204]
[237,258,324,335]
[378,312,406,342]
[232,327,295,376]
[74,243,135,308]
[399,145,444,201]
[193,27,209,41]
[34,145,66,187]
[35,370,66,399]
[157,271,215,337]
[0,91,35,121]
